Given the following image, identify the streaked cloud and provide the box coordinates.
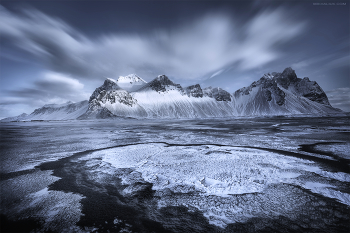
[2,72,89,109]
[0,6,306,81]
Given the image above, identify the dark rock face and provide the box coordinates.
[94,90,136,107]
[84,78,139,119]
[234,67,330,107]
[273,68,330,105]
[234,75,286,106]
[274,67,298,89]
[185,84,203,98]
[203,87,232,101]
[148,75,177,92]
[295,78,331,105]
[264,90,272,102]
[89,79,121,102]
[88,78,137,108]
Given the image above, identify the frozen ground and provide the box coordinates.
[0,115,349,232]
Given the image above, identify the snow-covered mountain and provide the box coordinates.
[116,74,147,92]
[1,101,88,122]
[1,67,341,121]
[84,69,340,118]
[81,75,238,119]
[233,67,339,115]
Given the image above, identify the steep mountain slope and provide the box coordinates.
[79,78,147,119]
[233,67,340,115]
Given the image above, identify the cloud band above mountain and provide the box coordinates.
[0,6,306,81]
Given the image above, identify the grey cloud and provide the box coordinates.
[0,6,306,81]
[2,72,89,108]
[325,55,350,69]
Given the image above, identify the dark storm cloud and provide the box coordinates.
[0,5,306,81]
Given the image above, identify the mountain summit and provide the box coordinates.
[116,74,147,92]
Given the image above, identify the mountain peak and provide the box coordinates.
[103,78,120,88]
[89,78,121,102]
[281,67,297,81]
[272,67,298,89]
[185,84,203,98]
[117,74,147,84]
[106,78,117,83]
[155,75,174,84]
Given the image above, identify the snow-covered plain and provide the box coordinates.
[0,115,349,232]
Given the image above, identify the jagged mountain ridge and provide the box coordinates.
[1,68,341,121]
[82,68,339,118]
[233,67,335,115]
[80,74,238,119]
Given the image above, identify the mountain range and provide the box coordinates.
[1,67,342,121]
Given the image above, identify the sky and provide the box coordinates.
[0,0,349,118]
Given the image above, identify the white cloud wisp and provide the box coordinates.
[0,6,306,81]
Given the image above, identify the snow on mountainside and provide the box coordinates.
[84,75,238,118]
[233,67,340,115]
[1,101,89,122]
[116,74,147,92]
[1,67,342,121]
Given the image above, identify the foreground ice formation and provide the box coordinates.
[1,116,349,232]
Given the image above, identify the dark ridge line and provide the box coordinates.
[299,141,350,164]
[2,141,348,181]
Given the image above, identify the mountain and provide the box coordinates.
[116,74,147,92]
[233,67,339,115]
[79,78,147,119]
[82,75,238,118]
[1,67,342,121]
[1,113,28,122]
[1,101,89,122]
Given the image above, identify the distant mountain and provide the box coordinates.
[1,68,342,121]
[1,101,88,122]
[233,67,338,115]
[1,113,28,122]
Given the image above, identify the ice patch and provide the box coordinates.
[304,182,350,206]
[97,144,319,198]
